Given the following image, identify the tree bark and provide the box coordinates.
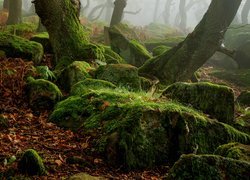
[33,0,95,64]
[241,0,250,24]
[139,0,242,85]
[6,0,22,25]
[110,0,127,26]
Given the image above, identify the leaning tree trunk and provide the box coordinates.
[110,0,127,26]
[241,0,250,24]
[33,0,94,64]
[6,0,22,25]
[139,0,242,85]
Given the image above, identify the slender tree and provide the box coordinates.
[163,0,174,25]
[110,0,127,26]
[242,0,250,24]
[6,0,22,25]
[139,0,242,85]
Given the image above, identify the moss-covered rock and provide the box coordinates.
[70,78,116,96]
[50,88,250,169]
[26,77,62,110]
[152,45,171,56]
[4,23,36,37]
[109,23,152,67]
[0,32,44,65]
[166,154,250,180]
[237,91,250,106]
[57,61,93,92]
[102,45,125,64]
[69,173,104,180]
[95,64,141,91]
[234,110,250,135]
[162,82,235,124]
[30,32,52,53]
[35,66,56,80]
[18,149,46,176]
[214,143,250,162]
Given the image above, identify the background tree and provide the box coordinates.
[163,0,174,25]
[6,0,22,25]
[139,0,242,85]
[110,0,127,26]
[3,0,9,10]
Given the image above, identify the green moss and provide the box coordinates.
[30,32,52,53]
[70,78,116,96]
[69,173,102,180]
[140,77,153,91]
[57,61,93,92]
[26,77,62,110]
[4,23,36,37]
[214,143,250,162]
[102,45,125,64]
[162,82,235,124]
[166,154,250,180]
[35,66,56,80]
[18,149,46,176]
[0,32,44,65]
[152,45,171,56]
[237,91,250,106]
[95,64,141,91]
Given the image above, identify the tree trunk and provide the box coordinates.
[33,0,93,64]
[163,0,174,25]
[242,0,250,24]
[110,0,127,26]
[6,0,22,25]
[3,0,9,10]
[153,0,160,22]
[139,0,241,85]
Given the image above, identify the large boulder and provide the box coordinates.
[95,64,141,91]
[162,82,235,124]
[26,77,62,110]
[50,88,250,169]
[109,23,152,67]
[18,149,46,176]
[0,32,44,65]
[166,154,250,180]
[57,61,93,92]
[214,142,250,162]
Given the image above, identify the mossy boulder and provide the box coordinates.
[18,149,46,176]
[237,91,250,106]
[57,61,93,92]
[50,88,250,169]
[234,110,250,135]
[35,66,56,80]
[152,45,171,56]
[95,64,141,91]
[4,23,36,37]
[214,143,250,162]
[69,173,104,180]
[30,32,52,53]
[102,45,125,64]
[70,78,116,96]
[0,32,44,65]
[166,154,250,180]
[26,77,62,110]
[162,82,235,124]
[109,23,152,67]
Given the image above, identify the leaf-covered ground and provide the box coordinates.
[0,58,168,179]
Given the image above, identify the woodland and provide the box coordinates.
[0,0,250,179]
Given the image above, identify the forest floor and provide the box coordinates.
[0,57,246,179]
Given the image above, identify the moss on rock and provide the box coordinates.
[152,45,171,56]
[70,78,116,96]
[166,154,250,180]
[95,64,141,91]
[50,88,250,169]
[4,23,36,37]
[214,142,250,162]
[26,77,62,110]
[57,61,93,92]
[30,32,52,54]
[102,45,125,64]
[162,82,235,124]
[18,149,46,176]
[35,66,56,80]
[0,32,44,65]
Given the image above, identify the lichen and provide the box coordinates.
[18,149,46,176]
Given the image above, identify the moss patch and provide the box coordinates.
[162,82,235,124]
[214,142,250,162]
[152,45,171,56]
[95,64,141,91]
[18,149,46,176]
[0,32,44,65]
[166,154,250,180]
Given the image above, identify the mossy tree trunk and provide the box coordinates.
[33,0,92,64]
[139,0,241,85]
[6,0,22,25]
[242,0,250,24]
[110,0,127,26]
